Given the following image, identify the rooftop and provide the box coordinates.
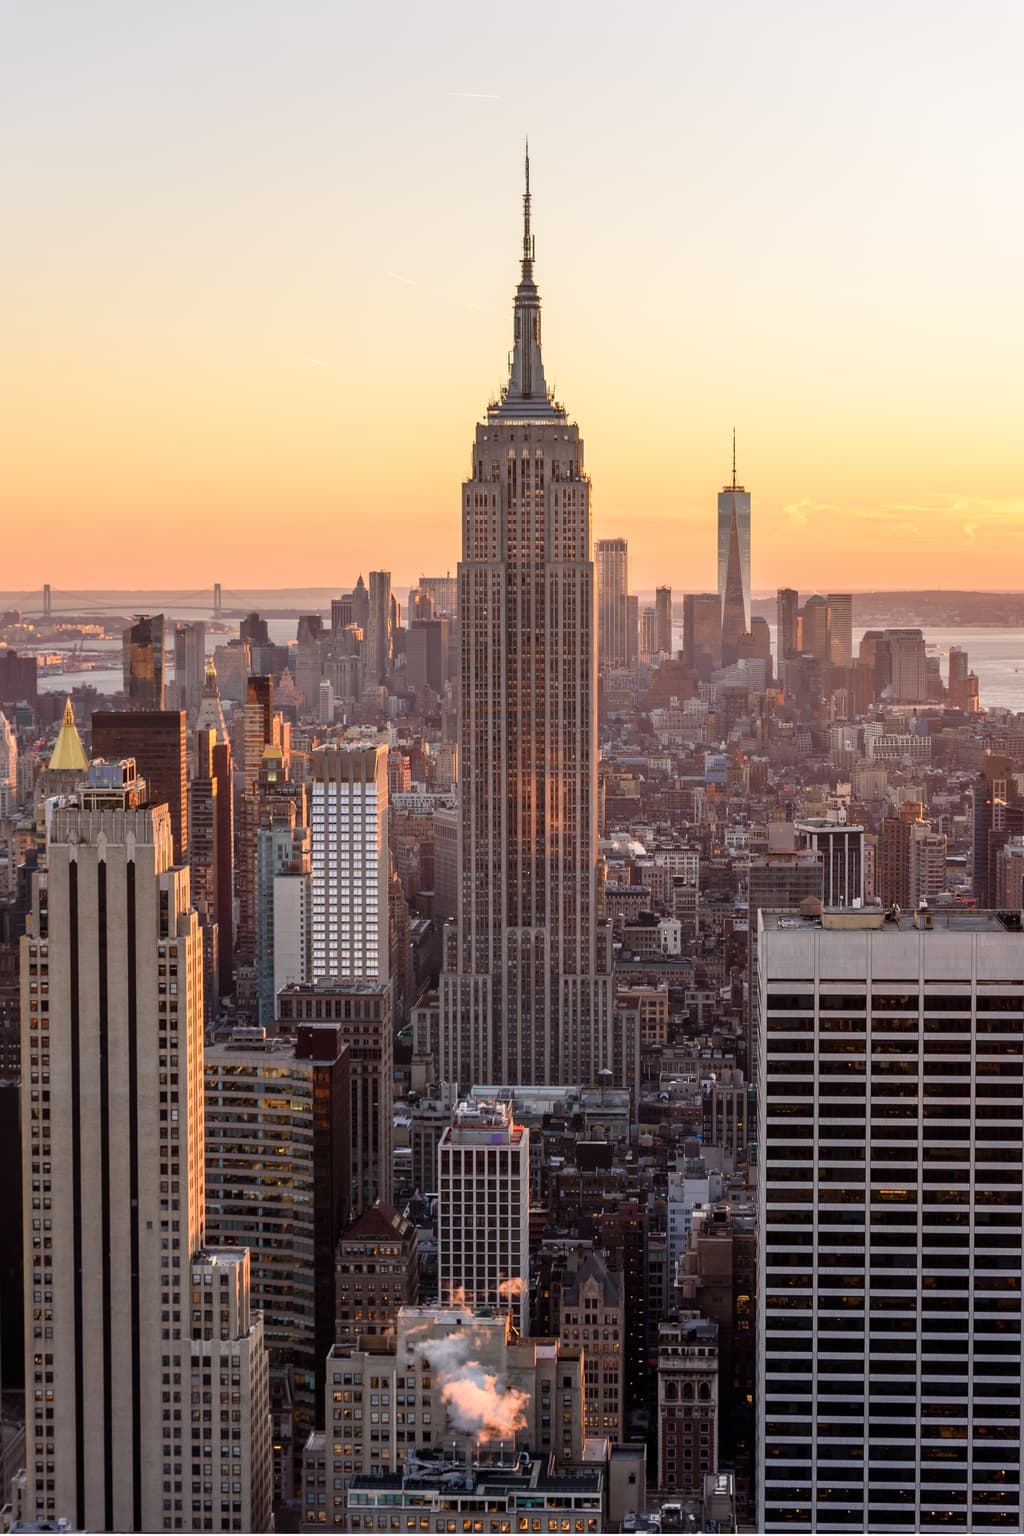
[761,906,1018,935]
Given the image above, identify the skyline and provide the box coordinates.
[5,1,1023,590]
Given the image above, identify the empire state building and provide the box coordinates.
[440,152,614,1088]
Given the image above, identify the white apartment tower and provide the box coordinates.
[438,1099,530,1335]
[757,904,1024,1533]
[19,763,271,1532]
[310,744,389,984]
[439,150,614,1088]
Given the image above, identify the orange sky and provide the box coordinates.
[4,2,1022,593]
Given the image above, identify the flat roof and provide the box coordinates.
[761,907,1016,935]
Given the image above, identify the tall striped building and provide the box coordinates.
[440,151,613,1088]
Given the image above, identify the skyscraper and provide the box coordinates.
[172,620,205,716]
[826,592,853,668]
[757,905,1024,1533]
[19,762,271,1531]
[310,744,390,985]
[365,571,392,685]
[91,709,189,862]
[717,436,751,665]
[595,537,630,671]
[122,613,165,709]
[439,151,613,1087]
[683,592,723,680]
[776,587,799,666]
[884,626,928,702]
[655,585,673,657]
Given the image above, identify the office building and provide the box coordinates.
[334,1204,418,1349]
[122,613,165,709]
[406,618,449,695]
[826,593,853,668]
[658,1315,719,1497]
[91,709,189,861]
[757,905,1024,1533]
[365,571,392,685]
[172,621,206,716]
[439,154,614,1088]
[438,1099,529,1335]
[795,818,864,908]
[19,763,271,1531]
[0,649,37,708]
[799,595,830,663]
[884,627,928,702]
[595,538,630,671]
[683,593,722,681]
[278,978,394,1211]
[205,1023,350,1498]
[310,744,389,986]
[717,441,751,665]
[746,835,822,1069]
[655,585,673,656]
[639,605,658,665]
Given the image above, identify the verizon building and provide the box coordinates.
[757,905,1024,1533]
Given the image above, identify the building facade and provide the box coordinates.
[757,905,1024,1532]
[19,766,271,1531]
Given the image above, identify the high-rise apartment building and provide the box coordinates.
[205,1023,350,1499]
[657,1315,719,1498]
[189,724,234,1001]
[19,763,271,1531]
[556,1251,624,1440]
[91,709,189,862]
[655,585,673,656]
[122,613,165,709]
[717,442,751,665]
[310,745,389,985]
[172,621,206,716]
[439,154,613,1087]
[757,905,1024,1533]
[437,1099,529,1335]
[595,538,630,671]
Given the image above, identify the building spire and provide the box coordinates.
[521,138,534,283]
[492,142,558,418]
[732,427,737,488]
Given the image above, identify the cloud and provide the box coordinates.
[386,271,418,287]
[450,92,500,100]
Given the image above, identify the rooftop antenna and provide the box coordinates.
[732,427,737,489]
